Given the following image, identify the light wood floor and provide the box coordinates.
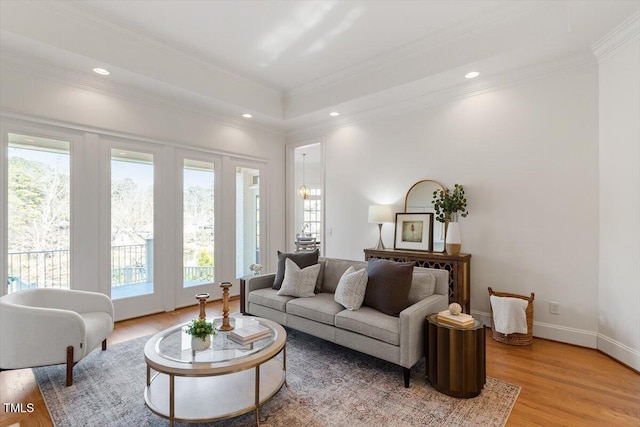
[1,299,639,427]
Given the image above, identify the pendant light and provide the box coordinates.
[298,153,310,200]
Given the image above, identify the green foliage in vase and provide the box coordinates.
[432,184,469,223]
[185,318,216,341]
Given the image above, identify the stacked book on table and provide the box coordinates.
[436,310,475,328]
[228,323,270,345]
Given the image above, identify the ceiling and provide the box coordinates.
[1,1,638,132]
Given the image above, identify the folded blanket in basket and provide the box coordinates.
[490,295,528,335]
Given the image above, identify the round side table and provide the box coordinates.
[425,313,486,398]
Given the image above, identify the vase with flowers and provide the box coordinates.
[249,263,263,276]
[184,318,216,351]
[432,184,469,256]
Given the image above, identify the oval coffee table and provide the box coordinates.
[144,316,286,426]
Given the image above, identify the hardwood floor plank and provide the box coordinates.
[1,299,638,427]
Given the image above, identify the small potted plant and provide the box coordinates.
[432,184,469,255]
[184,318,216,351]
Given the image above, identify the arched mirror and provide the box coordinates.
[404,179,446,252]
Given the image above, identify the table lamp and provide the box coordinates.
[368,205,394,250]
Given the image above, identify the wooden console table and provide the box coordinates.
[364,249,471,313]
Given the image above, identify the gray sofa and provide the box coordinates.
[244,257,449,386]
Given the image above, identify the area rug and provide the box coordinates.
[34,329,519,426]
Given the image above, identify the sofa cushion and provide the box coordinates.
[286,293,344,325]
[364,258,413,316]
[321,258,368,293]
[273,250,319,290]
[335,307,400,346]
[315,259,326,293]
[408,268,436,306]
[248,288,295,312]
[334,266,368,311]
[277,259,321,298]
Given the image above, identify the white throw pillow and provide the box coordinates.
[277,258,321,298]
[334,266,369,310]
[408,270,436,306]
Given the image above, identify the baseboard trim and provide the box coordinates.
[472,310,640,371]
[471,310,597,348]
[597,334,640,372]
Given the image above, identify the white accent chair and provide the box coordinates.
[0,288,114,386]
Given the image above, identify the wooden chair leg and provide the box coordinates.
[102,339,107,351]
[66,346,74,387]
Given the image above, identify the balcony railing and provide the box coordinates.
[7,242,214,293]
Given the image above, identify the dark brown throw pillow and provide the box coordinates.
[364,258,414,316]
[273,250,319,290]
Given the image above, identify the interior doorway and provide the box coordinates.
[291,143,323,254]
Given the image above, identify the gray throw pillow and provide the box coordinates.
[364,258,414,316]
[276,258,321,298]
[334,266,369,311]
[273,250,319,290]
[407,269,436,306]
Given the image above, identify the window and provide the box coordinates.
[303,187,322,238]
[183,159,215,287]
[7,134,70,292]
[236,167,260,277]
[110,149,154,299]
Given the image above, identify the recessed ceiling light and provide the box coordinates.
[465,71,480,79]
[93,68,110,75]
[329,112,340,117]
[242,113,253,118]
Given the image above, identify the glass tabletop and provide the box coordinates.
[156,317,278,365]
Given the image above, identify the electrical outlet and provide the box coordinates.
[549,301,560,315]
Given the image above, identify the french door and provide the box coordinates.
[173,150,221,308]
[3,119,269,320]
[101,140,163,320]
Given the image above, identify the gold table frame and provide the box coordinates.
[143,317,286,426]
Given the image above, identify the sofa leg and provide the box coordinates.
[403,367,410,388]
[66,346,74,387]
[102,339,107,351]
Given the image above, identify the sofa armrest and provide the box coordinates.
[398,293,448,368]
[246,274,276,292]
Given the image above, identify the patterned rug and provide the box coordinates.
[34,328,520,426]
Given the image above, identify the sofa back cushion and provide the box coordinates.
[407,268,436,306]
[320,258,367,293]
[363,258,414,316]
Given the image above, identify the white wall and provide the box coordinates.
[598,37,640,370]
[318,65,601,347]
[0,63,286,314]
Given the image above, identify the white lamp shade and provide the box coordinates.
[368,205,393,224]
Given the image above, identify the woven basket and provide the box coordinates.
[488,287,534,346]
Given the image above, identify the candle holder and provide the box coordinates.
[217,282,234,331]
[195,292,210,320]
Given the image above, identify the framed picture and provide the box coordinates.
[394,213,433,251]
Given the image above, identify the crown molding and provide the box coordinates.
[0,52,286,138]
[49,0,280,93]
[592,12,640,63]
[286,49,597,141]
[285,2,545,99]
